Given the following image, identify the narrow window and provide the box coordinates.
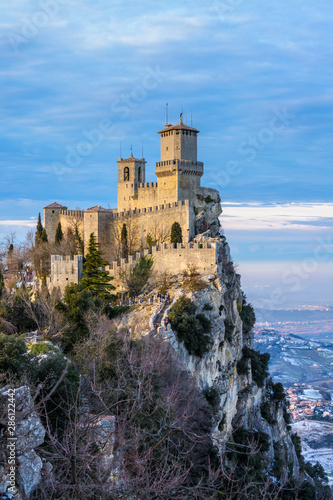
[138,166,142,182]
[124,167,130,181]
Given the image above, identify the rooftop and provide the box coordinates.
[158,121,199,134]
[44,202,68,209]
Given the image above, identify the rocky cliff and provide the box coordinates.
[148,236,301,484]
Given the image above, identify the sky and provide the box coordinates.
[0,0,332,307]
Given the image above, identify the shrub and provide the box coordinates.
[204,195,213,204]
[170,222,182,244]
[203,386,220,411]
[29,342,58,357]
[239,295,256,335]
[121,255,154,297]
[237,347,270,387]
[273,382,286,402]
[224,319,234,343]
[168,296,211,358]
[261,400,274,424]
[0,333,28,376]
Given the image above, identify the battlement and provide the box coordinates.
[107,241,222,291]
[60,209,85,218]
[135,181,158,189]
[102,199,193,220]
[155,159,203,172]
[52,255,83,262]
[49,254,83,294]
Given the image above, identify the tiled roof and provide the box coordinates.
[43,202,68,209]
[158,121,199,134]
[86,206,112,212]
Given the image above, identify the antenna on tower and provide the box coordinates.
[166,103,168,125]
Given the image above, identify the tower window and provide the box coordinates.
[124,167,130,181]
[166,147,168,151]
[138,166,142,182]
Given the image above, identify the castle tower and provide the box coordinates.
[117,153,147,211]
[155,119,204,205]
[44,201,68,243]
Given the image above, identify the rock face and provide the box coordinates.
[157,238,300,479]
[0,386,46,499]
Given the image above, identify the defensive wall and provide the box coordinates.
[107,241,222,291]
[47,255,83,294]
[83,200,195,259]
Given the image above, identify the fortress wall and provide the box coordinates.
[156,171,179,205]
[59,210,84,240]
[81,201,194,263]
[48,255,83,294]
[107,242,220,290]
[133,183,159,209]
[110,200,194,250]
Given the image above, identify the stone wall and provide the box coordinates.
[107,241,221,290]
[84,200,195,259]
[44,207,84,243]
[47,255,83,294]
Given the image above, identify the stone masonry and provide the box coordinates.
[45,118,222,293]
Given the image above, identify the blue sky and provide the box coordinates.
[0,0,332,307]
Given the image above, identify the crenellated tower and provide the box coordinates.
[155,118,204,205]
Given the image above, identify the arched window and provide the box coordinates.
[124,167,129,181]
[138,166,142,182]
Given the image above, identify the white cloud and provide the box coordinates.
[221,202,333,231]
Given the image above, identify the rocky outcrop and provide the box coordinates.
[0,386,46,499]
[154,238,301,480]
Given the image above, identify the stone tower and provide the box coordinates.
[44,201,68,243]
[117,153,147,211]
[155,118,204,205]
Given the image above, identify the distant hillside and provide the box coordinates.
[255,308,333,323]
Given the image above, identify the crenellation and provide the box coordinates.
[46,118,221,293]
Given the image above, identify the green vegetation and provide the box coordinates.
[56,283,93,353]
[239,292,256,334]
[146,232,157,249]
[267,379,287,403]
[224,318,234,343]
[55,221,63,244]
[170,221,182,244]
[168,295,211,357]
[0,333,28,376]
[204,195,213,204]
[35,212,43,245]
[260,400,274,424]
[81,233,115,300]
[123,255,154,297]
[40,228,48,243]
[203,386,220,411]
[29,341,58,357]
[121,223,128,258]
[237,346,270,387]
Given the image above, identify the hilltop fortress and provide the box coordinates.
[45,118,223,292]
